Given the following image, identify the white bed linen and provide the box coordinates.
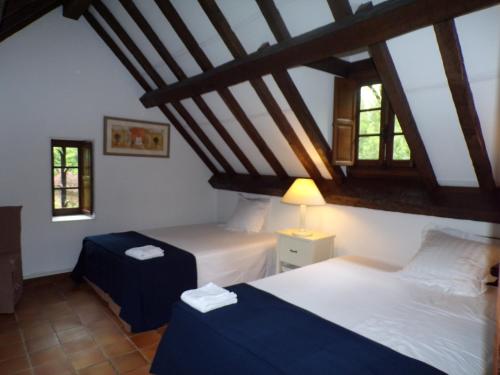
[140,224,277,287]
[250,256,496,375]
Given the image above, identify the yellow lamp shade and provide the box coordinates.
[281,178,325,206]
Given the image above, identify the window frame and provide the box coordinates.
[353,80,413,169]
[51,139,94,217]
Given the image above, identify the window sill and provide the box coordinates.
[51,214,95,222]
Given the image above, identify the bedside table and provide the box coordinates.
[276,229,335,272]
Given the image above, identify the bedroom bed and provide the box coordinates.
[72,223,277,332]
[151,255,496,375]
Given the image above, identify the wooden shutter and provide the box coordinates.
[81,142,93,214]
[332,77,357,166]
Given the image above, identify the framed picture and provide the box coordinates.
[104,116,170,158]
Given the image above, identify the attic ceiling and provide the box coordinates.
[2,0,500,222]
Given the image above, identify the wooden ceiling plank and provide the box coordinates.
[199,0,323,180]
[154,0,288,178]
[330,0,438,191]
[83,11,218,174]
[140,0,500,107]
[119,0,258,176]
[256,0,344,184]
[304,57,350,76]
[434,20,496,190]
[63,0,92,20]
[93,0,235,175]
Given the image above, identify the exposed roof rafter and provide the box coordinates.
[198,0,323,180]
[83,11,219,174]
[255,0,345,184]
[434,20,496,190]
[140,0,500,107]
[63,0,92,20]
[119,0,258,176]
[154,0,289,178]
[92,0,235,175]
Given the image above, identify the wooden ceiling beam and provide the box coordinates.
[256,0,344,184]
[0,0,61,43]
[434,20,496,190]
[140,0,499,107]
[83,11,218,174]
[92,0,235,175]
[199,0,323,180]
[153,0,288,178]
[118,0,258,176]
[330,0,438,191]
[211,173,500,223]
[304,57,350,76]
[0,0,7,24]
[63,0,92,20]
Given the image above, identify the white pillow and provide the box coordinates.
[224,195,270,233]
[399,227,500,297]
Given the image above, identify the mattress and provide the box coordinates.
[140,224,277,287]
[250,256,496,375]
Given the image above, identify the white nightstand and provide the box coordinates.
[276,229,335,272]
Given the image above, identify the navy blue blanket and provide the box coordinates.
[71,231,196,332]
[151,284,444,375]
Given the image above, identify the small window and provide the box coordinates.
[355,83,412,167]
[51,140,93,217]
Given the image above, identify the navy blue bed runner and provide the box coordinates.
[151,283,444,375]
[71,231,196,332]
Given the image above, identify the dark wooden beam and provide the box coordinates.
[153,0,288,178]
[93,0,235,175]
[255,0,344,184]
[0,0,61,43]
[63,0,91,20]
[83,11,218,174]
[211,173,500,223]
[118,0,258,176]
[330,0,438,191]
[140,0,499,107]
[198,0,323,180]
[0,0,7,24]
[304,56,350,76]
[346,58,378,82]
[434,20,496,190]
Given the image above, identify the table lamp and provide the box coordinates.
[281,178,325,237]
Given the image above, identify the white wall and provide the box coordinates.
[0,9,217,278]
[217,190,500,267]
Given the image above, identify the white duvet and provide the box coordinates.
[250,256,496,375]
[140,224,277,287]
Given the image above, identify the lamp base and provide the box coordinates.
[292,228,313,238]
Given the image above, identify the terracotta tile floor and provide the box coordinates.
[0,276,164,374]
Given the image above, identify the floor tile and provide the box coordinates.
[111,352,147,373]
[100,338,135,358]
[0,329,23,346]
[156,325,167,335]
[29,346,67,367]
[33,359,74,375]
[68,347,106,371]
[26,333,59,353]
[130,332,160,349]
[0,355,30,374]
[123,365,151,375]
[0,341,26,361]
[92,331,125,346]
[22,322,54,341]
[62,336,97,354]
[78,361,116,375]
[51,314,82,333]
[57,327,90,344]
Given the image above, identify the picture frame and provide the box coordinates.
[103,116,170,158]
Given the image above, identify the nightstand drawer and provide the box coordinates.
[278,237,314,267]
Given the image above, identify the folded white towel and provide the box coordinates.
[181,282,237,313]
[125,245,164,260]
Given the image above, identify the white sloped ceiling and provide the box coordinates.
[94,0,499,186]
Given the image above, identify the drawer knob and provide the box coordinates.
[289,249,298,254]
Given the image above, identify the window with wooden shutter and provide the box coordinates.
[51,140,94,217]
[332,77,357,166]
